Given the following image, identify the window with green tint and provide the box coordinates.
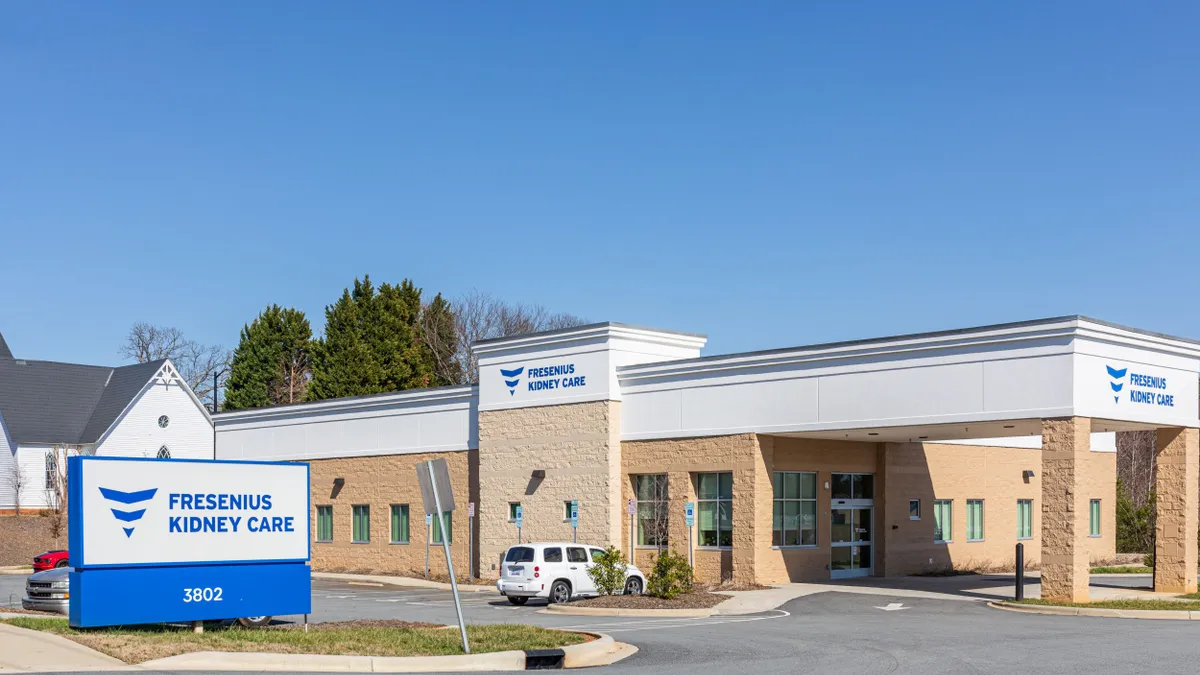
[390,504,409,543]
[773,471,817,547]
[966,500,984,541]
[316,505,333,542]
[933,500,952,542]
[352,505,370,543]
[508,502,520,522]
[634,474,668,546]
[1017,499,1033,539]
[433,512,452,544]
[1090,499,1101,537]
[697,472,732,548]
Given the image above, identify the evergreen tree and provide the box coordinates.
[307,285,379,400]
[224,305,312,410]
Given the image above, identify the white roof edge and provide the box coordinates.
[471,322,707,357]
[213,384,478,425]
[617,316,1200,383]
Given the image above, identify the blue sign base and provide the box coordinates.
[70,563,311,628]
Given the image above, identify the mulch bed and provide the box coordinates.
[571,592,726,610]
[0,606,63,617]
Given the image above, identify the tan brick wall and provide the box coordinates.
[477,401,622,578]
[1154,427,1198,593]
[881,439,1115,576]
[307,450,475,578]
[1040,417,1094,603]
[620,434,878,584]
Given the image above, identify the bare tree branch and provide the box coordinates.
[452,290,587,384]
[5,455,26,515]
[121,323,231,401]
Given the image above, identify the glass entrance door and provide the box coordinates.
[830,507,873,578]
[830,473,874,579]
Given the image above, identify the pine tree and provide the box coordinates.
[224,305,312,410]
[307,285,379,400]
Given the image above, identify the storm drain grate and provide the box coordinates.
[524,648,566,669]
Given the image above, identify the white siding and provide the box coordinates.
[0,444,54,510]
[95,381,213,459]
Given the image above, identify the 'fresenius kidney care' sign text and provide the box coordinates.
[167,493,295,533]
[72,458,309,568]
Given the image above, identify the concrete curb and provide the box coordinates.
[135,632,628,672]
[539,603,714,618]
[988,601,1200,621]
[0,569,32,576]
[312,572,494,593]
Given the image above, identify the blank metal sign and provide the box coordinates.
[415,458,456,515]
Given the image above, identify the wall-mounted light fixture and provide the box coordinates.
[531,470,546,479]
[333,477,345,486]
[1022,470,1035,480]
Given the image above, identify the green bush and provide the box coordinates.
[586,545,628,596]
[1144,553,1154,568]
[646,549,694,600]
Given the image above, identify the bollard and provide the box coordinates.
[1015,542,1025,601]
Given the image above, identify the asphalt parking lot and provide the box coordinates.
[6,573,1200,674]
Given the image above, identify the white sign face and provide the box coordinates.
[1074,355,1199,427]
[478,350,610,411]
[76,458,309,568]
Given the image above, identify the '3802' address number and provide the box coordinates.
[183,587,223,602]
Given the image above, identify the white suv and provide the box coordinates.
[496,542,647,605]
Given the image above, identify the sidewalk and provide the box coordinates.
[713,573,1175,615]
[0,623,123,672]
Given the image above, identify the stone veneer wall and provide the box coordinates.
[308,450,475,578]
[1040,417,1094,603]
[1153,427,1198,593]
[477,401,622,578]
[881,439,1115,577]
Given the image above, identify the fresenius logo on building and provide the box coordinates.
[1106,363,1175,408]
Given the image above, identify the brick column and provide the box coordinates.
[1154,427,1199,594]
[1040,417,1091,603]
[732,435,774,585]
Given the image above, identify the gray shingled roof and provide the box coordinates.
[0,333,11,359]
[0,333,167,445]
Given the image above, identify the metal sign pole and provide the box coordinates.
[628,499,636,559]
[570,499,579,544]
[468,502,475,581]
[427,461,469,654]
[685,502,694,568]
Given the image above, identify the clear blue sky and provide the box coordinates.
[3,2,1199,365]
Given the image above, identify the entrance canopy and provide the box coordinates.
[598,316,1200,441]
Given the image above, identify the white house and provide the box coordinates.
[0,332,214,511]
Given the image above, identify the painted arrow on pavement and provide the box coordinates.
[874,602,908,611]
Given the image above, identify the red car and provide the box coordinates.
[33,551,69,571]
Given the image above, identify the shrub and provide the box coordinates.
[646,549,694,599]
[586,545,628,596]
[1116,478,1154,554]
[1144,553,1154,568]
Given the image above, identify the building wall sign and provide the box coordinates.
[68,457,311,627]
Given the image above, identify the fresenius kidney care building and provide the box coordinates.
[214,316,1200,603]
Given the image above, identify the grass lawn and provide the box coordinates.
[1,618,589,664]
[1010,599,1200,611]
[1090,566,1153,574]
